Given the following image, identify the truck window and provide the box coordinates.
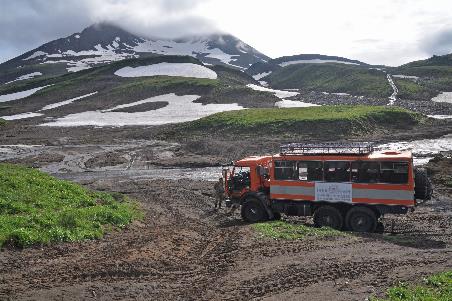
[298,161,323,181]
[351,161,379,183]
[231,167,251,190]
[324,161,351,182]
[274,161,297,180]
[380,162,409,184]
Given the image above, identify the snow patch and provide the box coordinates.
[246,84,299,99]
[378,135,452,158]
[431,92,452,104]
[427,115,452,119]
[40,92,98,111]
[1,112,43,120]
[103,97,166,112]
[0,85,50,103]
[279,59,360,67]
[114,63,217,79]
[75,34,80,39]
[5,72,42,84]
[41,93,243,127]
[133,38,239,65]
[23,51,47,60]
[393,74,419,80]
[252,71,272,80]
[275,99,319,108]
[322,92,350,96]
[46,46,137,72]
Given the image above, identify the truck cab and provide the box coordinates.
[224,156,272,200]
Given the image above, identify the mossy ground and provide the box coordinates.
[252,220,344,240]
[0,163,142,248]
[182,105,424,136]
[372,271,452,301]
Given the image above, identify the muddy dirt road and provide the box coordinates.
[1,176,451,301]
[0,127,451,300]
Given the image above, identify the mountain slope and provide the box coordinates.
[266,63,391,97]
[0,23,270,84]
[390,53,452,100]
[246,54,390,98]
[0,55,279,126]
[271,54,368,67]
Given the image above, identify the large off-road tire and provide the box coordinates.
[414,168,433,200]
[241,198,269,223]
[313,205,343,230]
[345,206,377,233]
[270,211,282,220]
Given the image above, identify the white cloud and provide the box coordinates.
[1,0,452,66]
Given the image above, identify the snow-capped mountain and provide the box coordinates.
[0,23,270,75]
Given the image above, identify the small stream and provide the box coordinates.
[1,135,451,182]
[386,74,398,105]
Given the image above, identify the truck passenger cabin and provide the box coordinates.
[223,142,432,232]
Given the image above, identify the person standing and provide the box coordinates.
[214,177,225,209]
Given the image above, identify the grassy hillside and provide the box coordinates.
[400,54,452,68]
[0,164,141,248]
[393,78,437,100]
[0,118,5,126]
[392,54,452,99]
[266,64,392,97]
[181,105,424,136]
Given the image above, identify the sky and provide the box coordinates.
[1,0,452,66]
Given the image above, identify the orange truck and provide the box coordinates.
[222,142,432,232]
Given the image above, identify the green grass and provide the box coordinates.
[0,163,142,248]
[185,105,424,135]
[372,271,452,301]
[252,220,344,240]
[267,63,392,97]
[391,64,452,100]
[0,118,5,126]
[394,78,437,100]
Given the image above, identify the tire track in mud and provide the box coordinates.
[219,257,449,301]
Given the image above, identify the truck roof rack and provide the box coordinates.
[280,142,375,156]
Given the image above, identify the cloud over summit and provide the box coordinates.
[1,0,452,66]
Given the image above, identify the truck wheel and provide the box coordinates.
[270,211,281,220]
[414,168,433,200]
[241,198,268,223]
[345,206,377,233]
[313,206,343,230]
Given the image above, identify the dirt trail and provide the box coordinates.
[1,125,451,300]
[1,176,451,301]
